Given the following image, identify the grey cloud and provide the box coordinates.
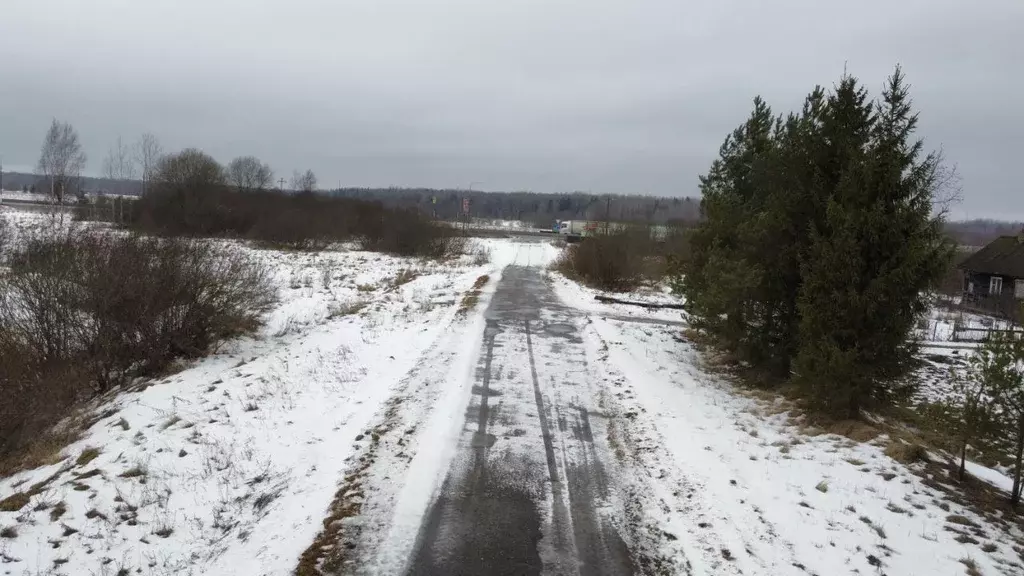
[0,0,1021,218]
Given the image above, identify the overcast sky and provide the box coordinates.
[1,0,1021,219]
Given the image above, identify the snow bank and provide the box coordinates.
[0,242,493,575]
[549,269,686,324]
[583,316,1024,576]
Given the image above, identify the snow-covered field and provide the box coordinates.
[917,302,1019,343]
[585,317,1024,576]
[1,213,1021,576]
[549,274,1024,575]
[0,216,506,575]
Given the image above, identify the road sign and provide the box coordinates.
[462,198,469,214]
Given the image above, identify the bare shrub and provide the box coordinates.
[0,228,275,468]
[74,195,136,225]
[131,178,465,258]
[555,228,658,291]
[227,156,274,193]
[885,440,929,464]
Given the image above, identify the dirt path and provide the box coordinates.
[405,265,633,575]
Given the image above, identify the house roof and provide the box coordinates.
[959,233,1024,278]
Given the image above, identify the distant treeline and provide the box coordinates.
[943,219,1024,247]
[2,171,701,225]
[4,170,1016,238]
[327,188,701,226]
[2,171,142,197]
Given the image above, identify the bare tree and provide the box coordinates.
[102,136,137,195]
[36,119,87,204]
[291,169,317,193]
[227,156,274,193]
[153,148,226,191]
[134,133,163,196]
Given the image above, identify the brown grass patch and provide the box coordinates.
[885,440,929,464]
[456,275,490,316]
[295,397,405,575]
[0,492,30,512]
[0,428,77,478]
[389,269,419,289]
[75,447,101,467]
[947,515,981,528]
[959,557,982,576]
[826,420,881,442]
[49,501,67,521]
[118,464,148,479]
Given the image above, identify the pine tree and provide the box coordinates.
[974,333,1024,504]
[681,67,953,416]
[682,97,777,357]
[793,68,953,416]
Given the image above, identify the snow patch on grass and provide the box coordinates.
[583,316,1024,576]
[0,241,494,575]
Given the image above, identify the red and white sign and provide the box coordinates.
[462,198,470,214]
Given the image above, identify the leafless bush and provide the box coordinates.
[131,175,465,258]
[0,228,276,468]
[470,245,491,266]
[227,156,274,193]
[0,215,9,259]
[555,228,659,291]
[74,195,137,225]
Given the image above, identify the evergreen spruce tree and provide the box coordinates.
[793,68,953,416]
[682,98,776,357]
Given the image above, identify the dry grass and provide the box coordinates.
[75,447,101,467]
[826,420,881,442]
[886,502,908,514]
[947,515,980,528]
[49,501,67,521]
[295,397,405,575]
[0,428,77,477]
[0,492,30,512]
[389,269,419,289]
[959,557,982,576]
[328,299,368,319]
[118,464,148,479]
[160,416,181,431]
[885,440,929,464]
[457,275,490,316]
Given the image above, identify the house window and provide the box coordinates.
[1016,279,1024,299]
[990,276,1003,296]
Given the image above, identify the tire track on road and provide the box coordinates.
[407,267,634,576]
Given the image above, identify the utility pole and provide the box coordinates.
[465,181,482,236]
[278,177,286,191]
[605,195,611,235]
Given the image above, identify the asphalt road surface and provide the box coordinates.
[406,265,634,576]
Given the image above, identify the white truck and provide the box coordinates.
[557,220,600,240]
[558,220,638,240]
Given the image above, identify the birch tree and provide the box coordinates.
[134,133,163,196]
[291,169,317,193]
[36,119,87,204]
[102,136,137,194]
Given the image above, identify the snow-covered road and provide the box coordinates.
[341,240,1024,576]
[408,264,631,575]
[3,230,1021,576]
